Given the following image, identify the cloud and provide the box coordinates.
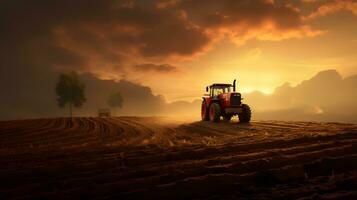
[0,0,212,80]
[133,63,179,73]
[172,0,323,45]
[79,73,167,116]
[245,69,357,122]
[178,0,302,29]
[0,0,325,80]
[52,4,213,60]
[301,0,317,3]
[307,0,357,19]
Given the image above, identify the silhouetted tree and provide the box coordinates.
[107,91,123,116]
[55,72,86,117]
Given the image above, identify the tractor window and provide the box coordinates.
[213,88,223,96]
[211,86,230,97]
[223,87,231,93]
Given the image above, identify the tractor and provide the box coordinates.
[201,79,251,123]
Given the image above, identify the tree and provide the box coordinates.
[107,91,123,116]
[55,71,86,117]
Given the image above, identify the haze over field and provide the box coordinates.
[1,68,357,122]
[1,0,357,122]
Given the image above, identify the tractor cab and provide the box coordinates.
[207,84,232,98]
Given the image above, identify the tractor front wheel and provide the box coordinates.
[209,103,221,122]
[238,104,251,123]
[201,100,209,121]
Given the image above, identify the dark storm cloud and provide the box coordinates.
[176,0,302,29]
[133,63,178,73]
[52,3,212,62]
[0,0,320,77]
[157,0,322,44]
[0,0,322,77]
[0,0,211,74]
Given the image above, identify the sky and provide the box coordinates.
[148,0,357,101]
[0,0,357,121]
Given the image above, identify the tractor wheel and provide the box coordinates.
[201,100,209,121]
[238,104,251,123]
[209,103,221,122]
[224,114,232,121]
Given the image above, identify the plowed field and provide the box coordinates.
[0,117,356,199]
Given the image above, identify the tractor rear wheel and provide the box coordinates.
[238,104,251,123]
[201,100,209,121]
[209,103,221,122]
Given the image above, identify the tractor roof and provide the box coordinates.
[210,83,232,87]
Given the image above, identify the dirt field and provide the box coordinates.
[0,117,356,199]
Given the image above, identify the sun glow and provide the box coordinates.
[240,87,274,95]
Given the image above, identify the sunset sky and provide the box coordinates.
[143,0,357,101]
[47,0,357,102]
[1,0,357,120]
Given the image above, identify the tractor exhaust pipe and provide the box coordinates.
[233,79,236,92]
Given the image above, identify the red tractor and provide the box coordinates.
[201,79,251,123]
